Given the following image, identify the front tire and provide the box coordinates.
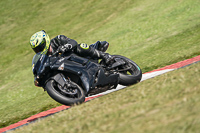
[45,79,85,106]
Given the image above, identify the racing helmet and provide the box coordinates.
[30,30,50,54]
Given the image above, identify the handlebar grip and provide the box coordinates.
[52,49,60,56]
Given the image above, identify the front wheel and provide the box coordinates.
[45,79,85,106]
[114,55,142,86]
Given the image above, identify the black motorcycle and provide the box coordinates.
[32,48,142,106]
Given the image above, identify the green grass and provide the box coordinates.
[14,61,200,133]
[0,0,200,130]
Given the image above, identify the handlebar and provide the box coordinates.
[52,49,60,56]
[51,45,70,57]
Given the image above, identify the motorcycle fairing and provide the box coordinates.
[32,53,49,76]
[50,54,119,94]
[93,68,119,88]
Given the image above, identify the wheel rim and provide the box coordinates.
[53,81,82,99]
[118,59,140,76]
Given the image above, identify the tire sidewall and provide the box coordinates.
[45,80,85,106]
[114,55,142,86]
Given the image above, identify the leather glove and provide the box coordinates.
[59,44,72,53]
[63,43,72,50]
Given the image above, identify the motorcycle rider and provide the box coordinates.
[30,30,113,64]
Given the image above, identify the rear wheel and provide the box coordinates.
[114,55,142,86]
[45,79,85,106]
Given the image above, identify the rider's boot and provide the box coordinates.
[90,41,109,52]
[92,49,113,65]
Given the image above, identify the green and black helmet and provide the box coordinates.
[30,30,50,54]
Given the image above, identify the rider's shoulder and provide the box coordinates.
[51,35,68,41]
[55,35,68,40]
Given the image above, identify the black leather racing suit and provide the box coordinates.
[49,35,110,62]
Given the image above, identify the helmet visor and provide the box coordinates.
[32,39,46,53]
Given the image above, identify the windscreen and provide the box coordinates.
[32,52,46,73]
[32,52,43,66]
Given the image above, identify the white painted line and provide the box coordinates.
[141,69,174,81]
[89,69,174,98]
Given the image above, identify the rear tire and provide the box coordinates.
[114,55,142,86]
[45,79,85,106]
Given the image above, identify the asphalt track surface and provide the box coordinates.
[1,55,200,133]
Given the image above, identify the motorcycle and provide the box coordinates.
[32,47,142,106]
